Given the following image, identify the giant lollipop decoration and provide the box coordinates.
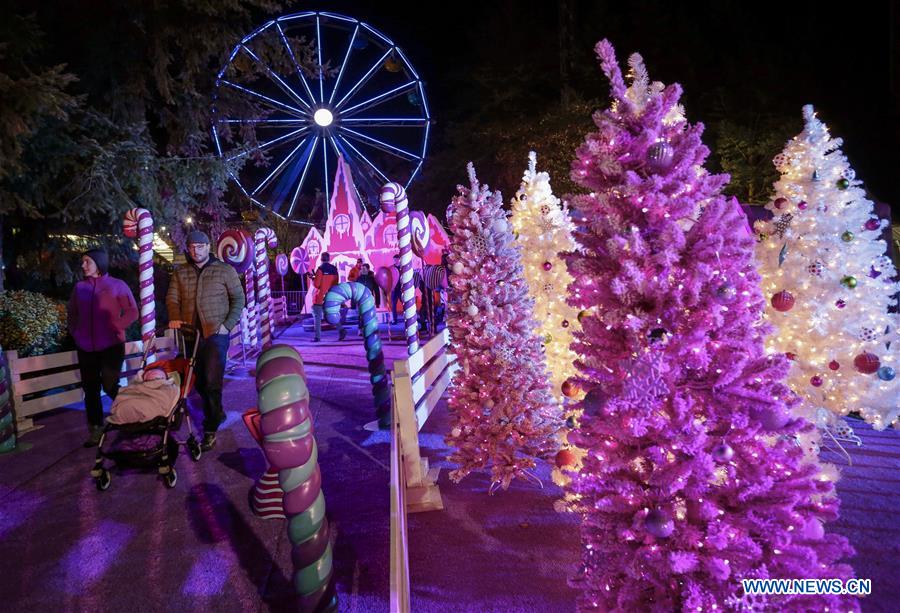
[324,282,390,428]
[255,345,335,610]
[276,253,289,293]
[409,210,431,258]
[255,228,278,349]
[290,247,310,314]
[217,229,257,348]
[381,182,419,355]
[124,208,155,360]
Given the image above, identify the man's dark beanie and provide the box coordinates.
[83,248,109,275]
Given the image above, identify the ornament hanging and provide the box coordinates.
[853,352,880,374]
[773,213,793,237]
[712,443,734,463]
[840,276,857,289]
[644,509,674,538]
[646,142,674,173]
[877,366,896,381]
[806,260,825,277]
[836,178,850,190]
[841,231,854,242]
[771,290,795,312]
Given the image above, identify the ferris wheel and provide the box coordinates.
[212,11,430,224]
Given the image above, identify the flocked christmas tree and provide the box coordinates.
[445,163,560,490]
[509,152,585,488]
[755,105,899,433]
[561,41,857,611]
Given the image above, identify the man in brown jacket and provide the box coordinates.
[166,230,245,450]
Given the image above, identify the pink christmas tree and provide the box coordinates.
[445,163,560,490]
[562,40,857,611]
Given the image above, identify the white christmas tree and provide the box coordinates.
[509,152,583,492]
[755,105,900,434]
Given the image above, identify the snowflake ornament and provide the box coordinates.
[620,350,669,405]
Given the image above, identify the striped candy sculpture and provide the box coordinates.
[323,282,390,428]
[256,345,335,611]
[0,347,15,453]
[245,271,259,350]
[380,182,419,355]
[124,208,156,360]
[254,228,278,349]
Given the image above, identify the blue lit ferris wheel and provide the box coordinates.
[212,11,430,224]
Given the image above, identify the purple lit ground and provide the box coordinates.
[0,319,898,611]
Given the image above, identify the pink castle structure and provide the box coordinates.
[298,156,448,311]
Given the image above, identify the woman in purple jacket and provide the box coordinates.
[67,249,139,447]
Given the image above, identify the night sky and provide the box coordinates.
[315,0,898,212]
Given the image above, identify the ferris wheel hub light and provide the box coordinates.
[314,108,334,127]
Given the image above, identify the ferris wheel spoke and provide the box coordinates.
[275,21,318,106]
[340,117,429,127]
[226,127,309,161]
[219,118,308,128]
[328,23,359,105]
[335,134,390,184]
[252,136,311,196]
[339,126,420,162]
[221,79,306,118]
[286,136,321,218]
[339,80,417,117]
[316,15,325,103]
[239,44,312,111]
[333,48,393,110]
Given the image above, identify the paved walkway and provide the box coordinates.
[0,319,897,611]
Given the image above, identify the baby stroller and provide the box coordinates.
[90,326,203,491]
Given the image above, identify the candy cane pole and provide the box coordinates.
[255,228,278,349]
[255,345,335,611]
[380,182,419,355]
[124,208,155,361]
[245,271,258,349]
[324,282,390,427]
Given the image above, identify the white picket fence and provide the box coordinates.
[6,300,293,432]
[389,328,457,611]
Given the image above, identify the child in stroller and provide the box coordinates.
[90,327,202,491]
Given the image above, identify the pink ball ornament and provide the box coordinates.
[644,509,674,538]
[582,387,609,417]
[853,352,880,374]
[771,290,795,312]
[750,405,790,431]
[797,200,808,210]
[835,299,846,309]
[451,262,464,275]
[810,375,823,388]
[802,518,825,540]
[712,443,734,463]
[542,261,552,271]
[865,218,881,231]
[773,197,788,210]
[828,360,840,371]
[646,142,674,173]
[715,283,737,304]
[561,320,570,328]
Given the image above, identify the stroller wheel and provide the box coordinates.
[95,469,111,492]
[187,436,202,462]
[163,467,178,489]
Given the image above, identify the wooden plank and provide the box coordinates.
[410,349,456,406]
[389,400,411,612]
[392,363,426,488]
[405,329,449,377]
[12,349,79,373]
[414,361,458,431]
[12,369,81,396]
[17,388,84,418]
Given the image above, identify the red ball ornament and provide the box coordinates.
[810,375,823,387]
[561,380,578,398]
[555,449,577,468]
[773,197,789,210]
[865,219,881,231]
[771,290,795,312]
[561,320,570,328]
[542,261,552,271]
[828,360,840,371]
[853,352,881,374]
